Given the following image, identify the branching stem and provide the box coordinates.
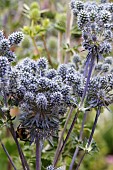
[75,107,101,170]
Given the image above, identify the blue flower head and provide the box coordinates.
[8,31,24,45]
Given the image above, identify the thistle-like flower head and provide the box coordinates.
[9,57,74,142]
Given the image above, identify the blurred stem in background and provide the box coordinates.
[42,35,53,67]
[64,2,73,64]
[57,31,63,64]
[31,36,41,56]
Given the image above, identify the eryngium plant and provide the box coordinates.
[9,57,76,143]
[1,0,113,170]
[0,31,30,170]
[70,0,113,106]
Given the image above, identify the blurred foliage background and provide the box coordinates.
[0,0,113,170]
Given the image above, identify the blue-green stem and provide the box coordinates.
[69,111,87,170]
[53,107,73,166]
[0,138,17,170]
[36,139,41,170]
[8,116,30,170]
[75,107,101,170]
[80,55,95,108]
[53,108,80,167]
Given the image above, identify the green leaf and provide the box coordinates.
[0,96,3,102]
[0,119,3,126]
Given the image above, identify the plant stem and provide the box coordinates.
[69,111,87,170]
[64,7,73,64]
[36,139,41,170]
[53,108,80,167]
[87,107,101,147]
[42,35,53,67]
[53,107,73,165]
[75,107,101,170]
[9,120,30,170]
[57,31,63,64]
[0,138,17,170]
[32,37,40,56]
[79,56,95,108]
[31,19,40,56]
[75,152,86,170]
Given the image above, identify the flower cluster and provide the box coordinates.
[0,30,24,62]
[0,30,23,92]
[70,1,113,107]
[85,55,113,108]
[9,57,75,142]
[58,54,113,110]
[0,57,11,82]
[70,0,113,57]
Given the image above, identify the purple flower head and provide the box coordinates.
[8,31,24,46]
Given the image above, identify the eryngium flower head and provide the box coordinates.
[57,64,67,80]
[0,31,5,41]
[61,85,71,95]
[89,10,97,21]
[77,10,89,28]
[37,57,48,70]
[50,92,62,105]
[0,56,10,80]
[70,0,76,10]
[46,69,57,79]
[104,30,112,39]
[99,41,112,54]
[36,93,48,110]
[72,54,80,64]
[24,92,35,102]
[0,39,10,54]
[8,31,24,45]
[87,75,113,108]
[102,63,110,72]
[70,0,84,16]
[100,10,111,23]
[37,77,50,91]
[0,30,23,63]
[75,1,84,11]
[5,51,16,62]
